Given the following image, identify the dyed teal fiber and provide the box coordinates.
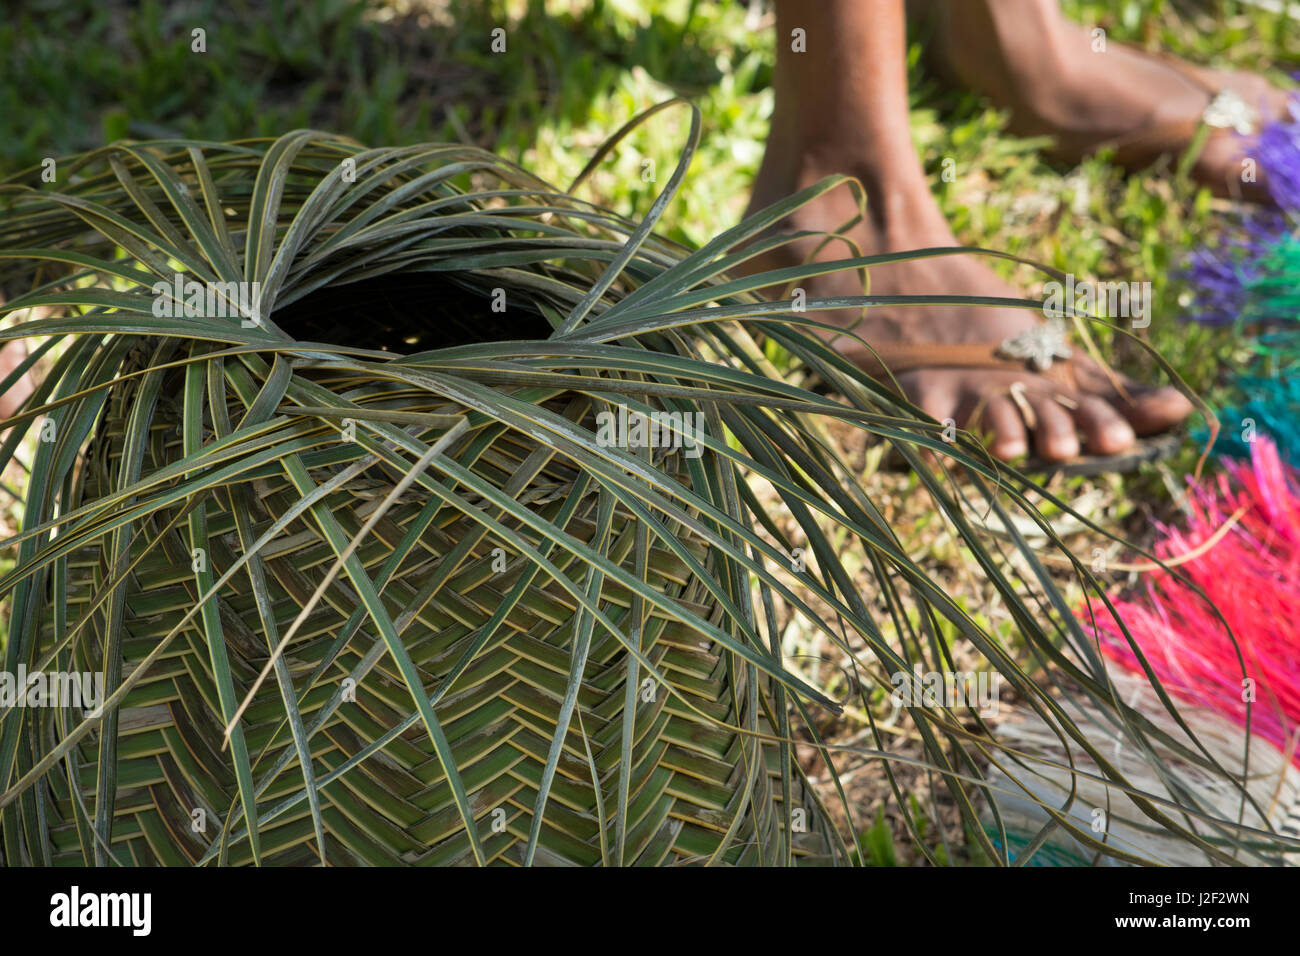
[1199,371,1300,466]
[983,830,1098,867]
[1243,232,1300,320]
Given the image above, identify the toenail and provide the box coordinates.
[1107,424,1136,446]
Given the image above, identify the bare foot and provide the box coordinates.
[931,0,1291,201]
[753,0,1193,463]
[740,165,1193,462]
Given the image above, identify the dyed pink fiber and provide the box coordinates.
[1087,439,1300,759]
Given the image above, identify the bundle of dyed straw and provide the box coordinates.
[983,99,1300,865]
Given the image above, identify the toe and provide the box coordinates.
[1074,395,1137,455]
[1199,133,1274,202]
[978,394,1028,461]
[1116,382,1195,436]
[908,376,962,433]
[1029,394,1079,461]
[1072,361,1195,436]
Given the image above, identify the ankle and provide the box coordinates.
[935,0,1076,115]
[760,138,936,224]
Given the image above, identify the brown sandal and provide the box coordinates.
[1079,44,1280,202]
[850,319,1184,477]
[856,317,1075,382]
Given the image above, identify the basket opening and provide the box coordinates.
[271,271,552,353]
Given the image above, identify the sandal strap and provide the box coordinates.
[1087,42,1256,165]
[855,340,1078,388]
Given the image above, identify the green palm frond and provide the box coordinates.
[0,114,1290,866]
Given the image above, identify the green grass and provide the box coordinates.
[3,0,1299,859]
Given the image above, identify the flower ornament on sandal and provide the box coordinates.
[1202,88,1258,136]
[997,317,1073,372]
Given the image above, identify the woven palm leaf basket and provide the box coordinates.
[0,119,878,867]
[1,115,1254,867]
